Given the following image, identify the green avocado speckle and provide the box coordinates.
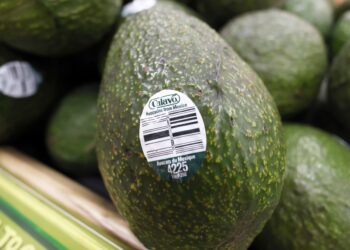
[0,0,121,56]
[328,40,350,133]
[220,9,327,117]
[331,10,350,56]
[253,124,350,250]
[97,2,285,249]
[283,0,334,37]
[47,85,98,175]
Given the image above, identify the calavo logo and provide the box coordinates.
[149,94,180,109]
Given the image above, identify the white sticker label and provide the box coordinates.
[0,61,42,98]
[139,90,207,181]
[122,0,156,17]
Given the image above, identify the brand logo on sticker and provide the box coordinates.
[149,94,180,109]
[139,89,207,182]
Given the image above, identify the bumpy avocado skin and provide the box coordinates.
[331,10,350,55]
[47,85,98,175]
[220,10,327,117]
[98,2,285,249]
[196,0,284,27]
[0,45,58,143]
[329,40,350,131]
[284,0,334,36]
[0,0,121,56]
[254,124,350,250]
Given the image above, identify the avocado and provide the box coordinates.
[0,0,121,56]
[98,2,285,249]
[47,85,98,175]
[253,124,350,250]
[0,45,59,143]
[328,40,350,132]
[220,9,327,117]
[284,0,334,37]
[195,0,284,27]
[331,10,350,55]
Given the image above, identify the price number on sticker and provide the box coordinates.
[167,161,188,174]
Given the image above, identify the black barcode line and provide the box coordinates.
[173,128,200,137]
[168,107,195,115]
[175,141,203,148]
[148,151,174,159]
[143,125,169,134]
[176,146,203,153]
[144,130,170,142]
[169,113,196,122]
[142,118,167,127]
[169,116,197,125]
[147,146,173,153]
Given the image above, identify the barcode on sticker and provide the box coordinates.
[141,106,205,161]
[0,61,42,98]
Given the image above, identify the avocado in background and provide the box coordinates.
[329,40,350,133]
[0,0,121,57]
[0,45,59,143]
[47,85,98,176]
[196,0,284,27]
[98,2,285,249]
[331,10,350,55]
[253,124,350,250]
[284,0,334,37]
[221,10,327,117]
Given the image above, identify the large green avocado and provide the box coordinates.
[328,40,350,132]
[284,0,334,37]
[195,0,284,27]
[331,10,350,55]
[0,45,58,143]
[98,2,285,249]
[253,124,350,250]
[220,9,327,117]
[0,0,121,56]
[47,85,98,175]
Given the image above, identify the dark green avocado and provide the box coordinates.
[47,85,98,175]
[328,39,350,132]
[195,0,284,27]
[331,10,350,55]
[0,0,121,56]
[220,9,327,117]
[253,124,350,250]
[284,0,334,36]
[0,45,59,143]
[98,2,285,249]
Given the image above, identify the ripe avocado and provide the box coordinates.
[0,0,121,56]
[331,10,350,55]
[0,45,59,143]
[253,124,350,250]
[284,0,334,37]
[195,0,284,27]
[220,10,327,117]
[98,2,285,249]
[47,85,98,175]
[328,40,350,132]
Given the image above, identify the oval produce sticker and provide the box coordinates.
[0,61,42,98]
[139,90,207,182]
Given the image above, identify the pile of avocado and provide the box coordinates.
[1,0,350,249]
